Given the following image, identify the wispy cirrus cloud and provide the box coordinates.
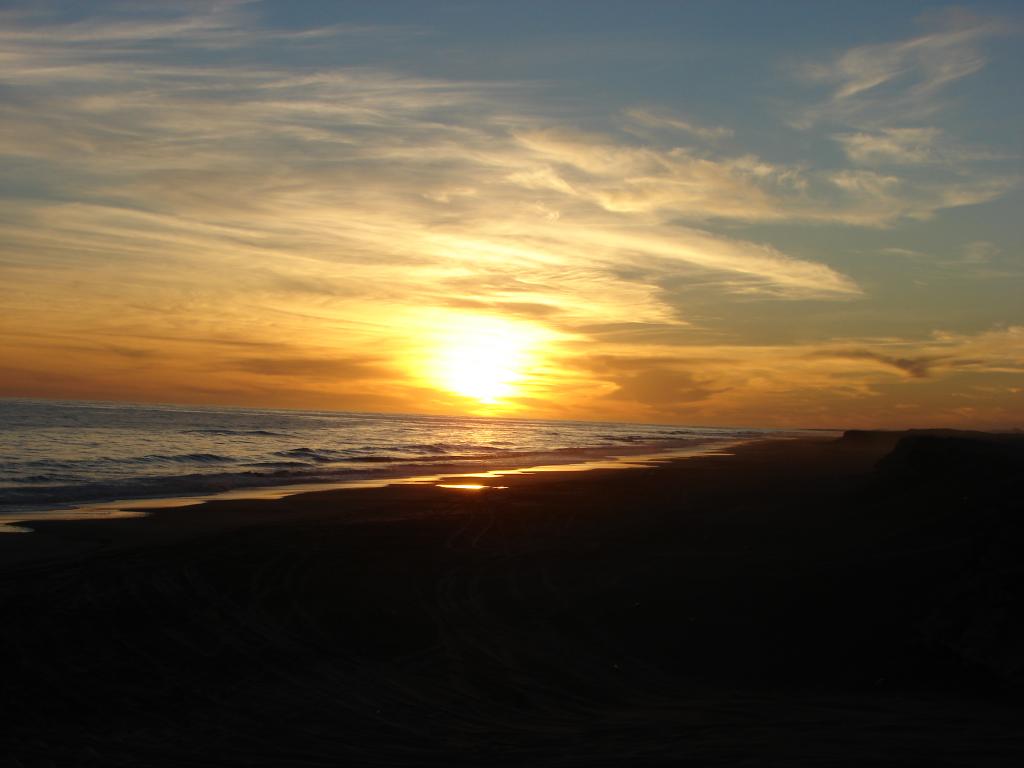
[623,108,734,142]
[511,128,1014,226]
[794,13,1002,129]
[834,128,944,165]
[0,3,864,345]
[837,125,1010,168]
[784,15,1018,224]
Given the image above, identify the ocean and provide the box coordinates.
[0,398,781,517]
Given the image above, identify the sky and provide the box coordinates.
[1,0,1022,428]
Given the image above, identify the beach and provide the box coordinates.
[2,432,1023,766]
[5,3,1022,765]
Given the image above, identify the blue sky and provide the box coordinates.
[1,1,1021,427]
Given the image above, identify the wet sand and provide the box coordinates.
[2,433,1023,766]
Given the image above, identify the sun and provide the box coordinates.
[416,312,549,408]
[437,331,526,404]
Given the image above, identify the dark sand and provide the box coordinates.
[2,433,1023,766]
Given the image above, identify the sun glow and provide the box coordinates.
[418,313,552,409]
[437,323,531,404]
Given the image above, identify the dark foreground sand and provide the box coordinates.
[2,432,1023,767]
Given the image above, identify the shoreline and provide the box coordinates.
[0,436,769,535]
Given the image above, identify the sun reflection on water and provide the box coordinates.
[436,483,509,490]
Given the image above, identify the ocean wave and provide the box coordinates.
[272,447,345,463]
[9,473,81,484]
[124,453,238,465]
[272,444,508,463]
[10,458,81,470]
[336,455,405,463]
[393,443,457,454]
[10,453,239,469]
[336,454,494,464]
[244,461,314,469]
[181,428,291,437]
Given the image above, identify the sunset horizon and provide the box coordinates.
[4,4,1024,764]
